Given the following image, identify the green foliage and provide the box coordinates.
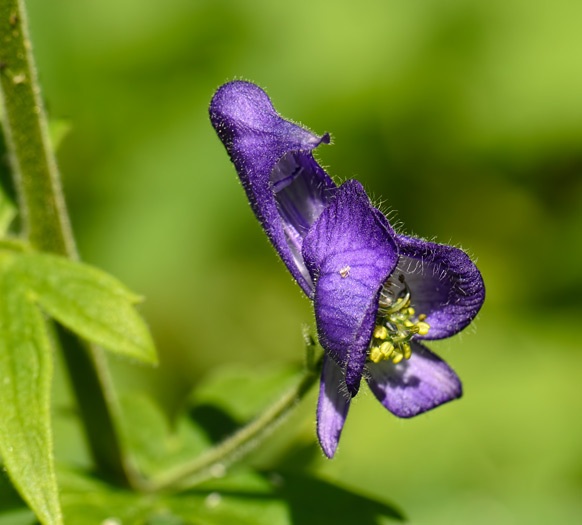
[55,468,286,525]
[0,248,157,524]
[13,253,157,364]
[191,364,302,422]
[3,360,404,524]
[0,253,62,525]
[49,447,403,524]
[117,364,305,481]
[120,392,211,477]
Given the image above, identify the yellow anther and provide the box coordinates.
[373,325,388,340]
[402,343,412,359]
[379,341,394,358]
[404,320,414,328]
[418,314,427,321]
[370,346,382,363]
[392,351,404,364]
[416,321,430,335]
[407,307,415,316]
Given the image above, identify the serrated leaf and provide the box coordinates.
[12,253,157,364]
[0,255,62,525]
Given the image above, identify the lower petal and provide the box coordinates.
[317,355,351,458]
[366,341,462,418]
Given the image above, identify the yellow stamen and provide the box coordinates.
[379,341,394,359]
[370,346,382,363]
[373,325,388,340]
[392,351,404,364]
[416,322,430,336]
[370,275,431,365]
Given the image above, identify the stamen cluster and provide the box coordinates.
[369,275,430,364]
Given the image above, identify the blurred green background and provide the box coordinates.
[24,0,582,523]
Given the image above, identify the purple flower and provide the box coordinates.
[210,81,485,458]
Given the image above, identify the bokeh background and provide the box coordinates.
[25,0,582,523]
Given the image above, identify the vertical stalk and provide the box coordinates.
[0,0,74,255]
[0,0,133,485]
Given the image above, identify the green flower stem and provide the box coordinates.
[0,0,135,486]
[140,354,323,493]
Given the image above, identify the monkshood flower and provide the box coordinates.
[209,81,485,458]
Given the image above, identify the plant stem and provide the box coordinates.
[0,0,135,486]
[140,356,322,493]
[0,0,74,255]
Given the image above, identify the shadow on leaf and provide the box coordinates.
[272,471,405,524]
[187,469,405,525]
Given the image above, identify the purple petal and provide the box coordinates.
[317,355,351,458]
[366,341,462,418]
[302,180,399,396]
[395,235,485,340]
[210,81,336,296]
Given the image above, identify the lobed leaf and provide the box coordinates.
[12,253,157,364]
[0,255,62,525]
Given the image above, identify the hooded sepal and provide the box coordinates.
[210,81,335,295]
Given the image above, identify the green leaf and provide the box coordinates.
[13,252,157,364]
[260,471,405,524]
[0,255,62,525]
[191,364,302,422]
[58,468,290,525]
[57,465,404,525]
[119,392,211,477]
